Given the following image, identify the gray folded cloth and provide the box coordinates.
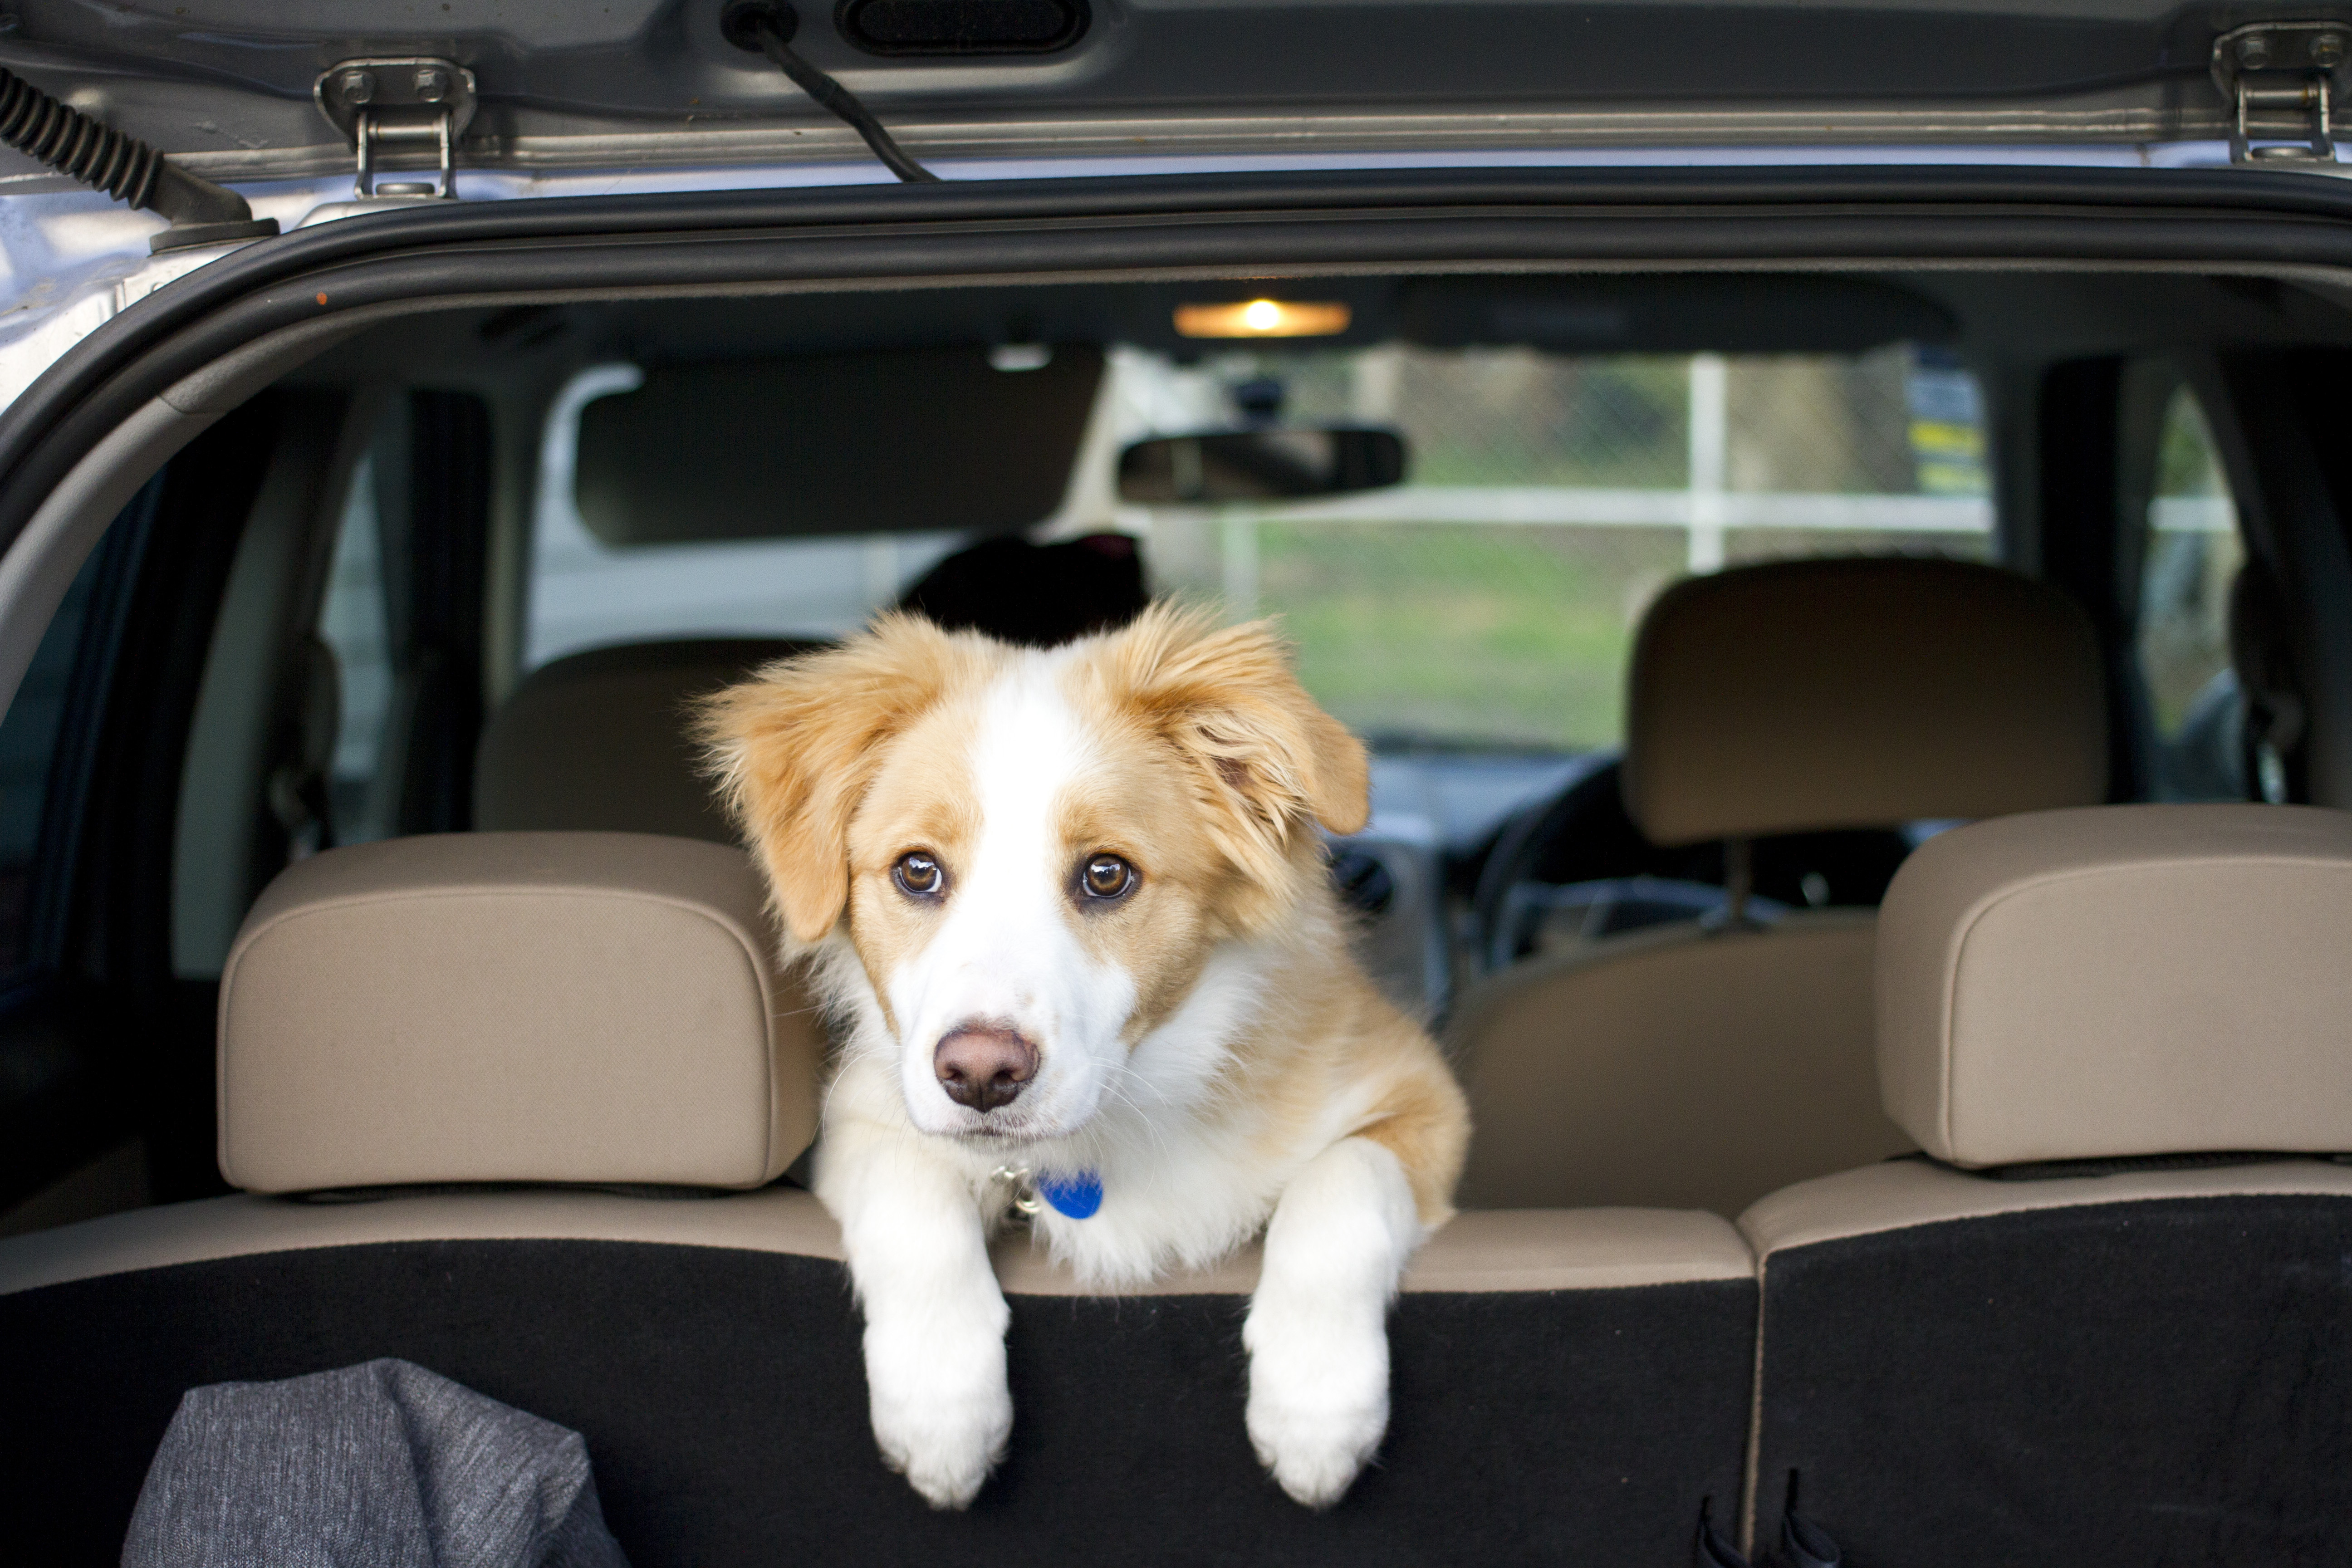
[122,1357,630,1568]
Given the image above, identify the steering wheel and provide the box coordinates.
[1469,756,1912,972]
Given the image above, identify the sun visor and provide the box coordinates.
[1401,276,1953,355]
[573,344,1103,544]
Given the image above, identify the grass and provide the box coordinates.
[1256,521,1688,749]
[1253,524,1999,750]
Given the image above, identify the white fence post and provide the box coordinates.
[1687,353,1728,574]
[862,534,901,609]
[1221,512,1260,619]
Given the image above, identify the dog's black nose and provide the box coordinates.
[935,1025,1038,1112]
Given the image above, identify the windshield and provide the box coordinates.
[502,340,1991,758]
[1114,342,1991,752]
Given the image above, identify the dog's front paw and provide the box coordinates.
[865,1323,1014,1509]
[1243,1296,1390,1508]
[872,1382,1011,1509]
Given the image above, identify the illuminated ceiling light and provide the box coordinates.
[1174,299,1352,338]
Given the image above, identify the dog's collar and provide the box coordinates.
[991,1164,1102,1220]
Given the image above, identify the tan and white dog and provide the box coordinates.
[700,604,1470,1510]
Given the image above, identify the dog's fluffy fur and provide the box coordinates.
[700,604,1470,1509]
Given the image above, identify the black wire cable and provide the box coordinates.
[721,1,939,184]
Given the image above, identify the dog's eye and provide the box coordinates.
[1080,854,1136,901]
[893,852,945,899]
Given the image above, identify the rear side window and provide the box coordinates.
[318,452,392,845]
[306,390,495,857]
[2136,386,2245,800]
[0,563,99,974]
[0,489,149,978]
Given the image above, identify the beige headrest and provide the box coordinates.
[1622,558,2107,845]
[218,832,819,1194]
[1878,804,2352,1168]
[476,639,814,843]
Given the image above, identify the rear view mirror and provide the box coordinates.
[1117,427,1407,504]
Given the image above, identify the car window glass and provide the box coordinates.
[1121,343,1992,751]
[514,346,1989,754]
[0,493,148,978]
[2136,385,2245,801]
[0,561,98,974]
[524,365,963,672]
[317,452,392,846]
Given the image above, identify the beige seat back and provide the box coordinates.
[2,828,1769,1559]
[1740,804,2352,1561]
[475,638,812,843]
[1453,558,2107,1215]
[218,831,823,1192]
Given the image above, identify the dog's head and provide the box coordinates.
[699,603,1368,1142]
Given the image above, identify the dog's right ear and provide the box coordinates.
[696,614,963,945]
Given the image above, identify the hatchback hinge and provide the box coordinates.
[313,58,478,199]
[2212,21,2349,164]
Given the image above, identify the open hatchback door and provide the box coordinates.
[1,0,2348,180]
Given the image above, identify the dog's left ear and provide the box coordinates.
[1109,607,1370,897]
[696,614,965,945]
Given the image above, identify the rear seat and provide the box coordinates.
[475,638,812,842]
[0,832,1761,1565]
[1742,804,2352,1563]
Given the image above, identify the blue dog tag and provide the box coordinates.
[1037,1169,1102,1219]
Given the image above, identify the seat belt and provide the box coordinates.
[1693,1474,1843,1568]
[1695,1497,1750,1568]
[1776,1470,1844,1568]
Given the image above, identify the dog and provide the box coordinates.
[699,603,1470,1510]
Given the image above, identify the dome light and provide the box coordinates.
[1174,299,1352,338]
